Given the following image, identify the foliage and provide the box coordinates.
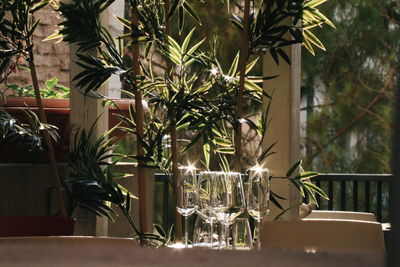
[0,107,59,149]
[53,0,333,212]
[302,0,399,173]
[0,0,50,81]
[6,77,70,98]
[66,123,168,244]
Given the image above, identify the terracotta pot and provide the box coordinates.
[0,216,75,237]
[2,97,132,163]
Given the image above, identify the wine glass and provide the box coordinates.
[247,167,270,248]
[197,171,219,248]
[193,215,221,248]
[176,166,197,247]
[232,218,253,250]
[211,172,246,249]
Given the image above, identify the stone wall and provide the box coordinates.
[1,6,70,92]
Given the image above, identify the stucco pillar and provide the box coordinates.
[262,43,301,220]
[69,2,124,236]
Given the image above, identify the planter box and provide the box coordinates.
[0,163,154,237]
[0,216,75,237]
[2,97,132,163]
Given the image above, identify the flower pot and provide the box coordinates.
[1,97,132,163]
[0,216,75,237]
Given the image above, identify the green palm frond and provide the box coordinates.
[0,108,58,150]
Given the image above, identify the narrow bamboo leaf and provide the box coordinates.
[304,29,326,51]
[183,1,201,25]
[286,160,301,177]
[27,20,40,38]
[296,171,319,180]
[203,142,210,168]
[303,181,329,199]
[305,0,328,8]
[145,41,152,58]
[183,38,205,61]
[167,0,180,21]
[277,49,291,65]
[182,28,196,54]
[115,16,132,29]
[245,57,259,74]
[178,6,185,35]
[29,1,49,13]
[270,192,284,210]
[228,52,239,77]
[258,142,277,162]
[216,147,235,154]
[214,136,232,147]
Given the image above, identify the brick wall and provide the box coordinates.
[1,6,70,92]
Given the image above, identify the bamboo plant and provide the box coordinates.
[51,0,334,241]
[0,0,67,217]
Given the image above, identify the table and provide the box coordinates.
[0,237,385,267]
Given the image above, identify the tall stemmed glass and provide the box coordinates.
[211,172,246,249]
[197,171,219,248]
[247,167,270,249]
[176,166,197,247]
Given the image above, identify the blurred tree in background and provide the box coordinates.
[302,0,400,173]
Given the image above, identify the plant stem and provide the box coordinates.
[131,6,148,239]
[165,0,183,243]
[235,0,251,172]
[171,123,183,242]
[28,53,67,218]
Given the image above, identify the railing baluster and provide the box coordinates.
[353,181,358,211]
[341,180,346,210]
[311,173,392,222]
[316,180,321,208]
[328,181,334,210]
[377,181,382,222]
[365,181,371,212]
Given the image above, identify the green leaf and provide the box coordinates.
[182,1,201,25]
[45,77,58,90]
[183,38,205,61]
[286,160,302,177]
[304,29,326,51]
[228,52,239,77]
[303,182,329,199]
[29,1,49,14]
[296,171,319,181]
[115,16,131,29]
[178,5,185,35]
[182,28,196,54]
[203,142,210,168]
[27,20,40,38]
[258,142,277,163]
[167,0,180,21]
[214,136,232,147]
[245,57,259,74]
[216,147,235,154]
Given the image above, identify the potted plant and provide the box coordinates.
[53,0,333,243]
[1,76,135,162]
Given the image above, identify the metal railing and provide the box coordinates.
[154,173,394,229]
[314,173,393,222]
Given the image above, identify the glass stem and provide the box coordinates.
[225,222,230,249]
[184,216,189,247]
[255,219,262,249]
